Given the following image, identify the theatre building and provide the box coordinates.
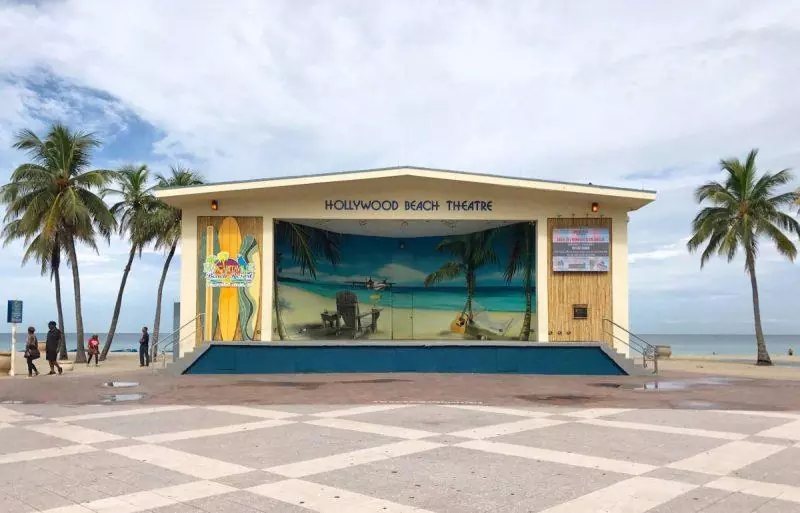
[155,166,656,375]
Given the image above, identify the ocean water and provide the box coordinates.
[640,334,798,358]
[2,331,795,360]
[279,279,531,312]
[0,332,147,353]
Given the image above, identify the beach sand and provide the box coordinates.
[659,354,800,381]
[2,351,153,379]
[275,283,532,341]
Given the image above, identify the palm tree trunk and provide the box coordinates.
[152,241,177,358]
[465,272,474,319]
[746,250,772,366]
[274,267,287,340]
[65,236,87,363]
[520,268,532,341]
[100,245,137,361]
[54,263,68,360]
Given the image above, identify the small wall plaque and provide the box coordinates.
[573,304,588,320]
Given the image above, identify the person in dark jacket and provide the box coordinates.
[139,326,150,367]
[45,321,63,375]
[24,327,40,377]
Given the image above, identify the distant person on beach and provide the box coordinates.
[87,334,100,366]
[789,348,795,356]
[24,327,40,377]
[45,321,63,375]
[139,326,150,367]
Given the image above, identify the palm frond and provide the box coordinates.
[424,262,463,286]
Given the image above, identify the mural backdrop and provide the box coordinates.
[272,221,537,341]
[197,216,263,343]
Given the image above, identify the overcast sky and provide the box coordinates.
[0,0,798,335]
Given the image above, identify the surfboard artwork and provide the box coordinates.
[237,235,260,340]
[198,216,263,342]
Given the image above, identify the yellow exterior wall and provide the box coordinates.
[176,176,635,356]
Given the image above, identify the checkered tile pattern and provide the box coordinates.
[2,403,800,512]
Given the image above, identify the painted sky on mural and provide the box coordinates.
[0,1,798,333]
[277,228,525,288]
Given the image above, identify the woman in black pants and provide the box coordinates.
[24,327,40,377]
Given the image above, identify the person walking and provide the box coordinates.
[45,321,63,375]
[139,326,150,367]
[24,327,40,377]
[87,334,100,366]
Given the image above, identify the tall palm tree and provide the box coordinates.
[503,222,536,340]
[424,230,498,321]
[99,164,155,360]
[0,221,69,359]
[273,221,341,340]
[149,166,204,350]
[687,149,800,366]
[3,124,115,363]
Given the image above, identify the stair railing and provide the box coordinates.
[152,314,204,367]
[602,318,658,374]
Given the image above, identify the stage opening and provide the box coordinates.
[273,219,538,342]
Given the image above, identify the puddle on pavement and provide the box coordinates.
[336,378,412,384]
[515,394,593,405]
[676,400,721,409]
[103,381,139,388]
[102,393,145,403]
[590,377,747,392]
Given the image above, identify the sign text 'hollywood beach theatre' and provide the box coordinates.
[324,199,493,212]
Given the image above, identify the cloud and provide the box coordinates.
[1,0,799,334]
[374,263,427,284]
[629,237,690,264]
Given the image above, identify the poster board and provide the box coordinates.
[552,227,610,272]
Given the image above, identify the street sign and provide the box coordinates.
[6,300,22,324]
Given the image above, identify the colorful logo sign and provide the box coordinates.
[203,252,255,288]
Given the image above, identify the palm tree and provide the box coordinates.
[273,221,341,340]
[687,149,800,366]
[99,164,156,360]
[0,221,69,359]
[3,124,115,363]
[149,166,204,351]
[424,230,498,321]
[503,222,536,340]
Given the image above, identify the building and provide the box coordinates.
[155,166,656,374]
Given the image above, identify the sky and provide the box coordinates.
[0,0,798,335]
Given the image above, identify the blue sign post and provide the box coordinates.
[6,300,22,377]
[7,300,22,324]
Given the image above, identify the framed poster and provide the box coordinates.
[552,227,610,272]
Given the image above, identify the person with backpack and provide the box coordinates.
[87,334,100,366]
[24,326,40,377]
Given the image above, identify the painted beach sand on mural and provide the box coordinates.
[274,283,529,341]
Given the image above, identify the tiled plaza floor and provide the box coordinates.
[2,403,800,512]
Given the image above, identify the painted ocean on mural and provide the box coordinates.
[273,221,537,341]
[278,279,530,312]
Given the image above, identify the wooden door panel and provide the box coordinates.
[547,218,612,342]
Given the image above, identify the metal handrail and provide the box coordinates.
[602,318,658,374]
[153,314,204,358]
[157,330,199,369]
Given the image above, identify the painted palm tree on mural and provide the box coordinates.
[148,166,204,353]
[2,124,115,363]
[503,222,535,340]
[274,221,341,340]
[0,222,69,359]
[687,149,800,366]
[424,230,498,325]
